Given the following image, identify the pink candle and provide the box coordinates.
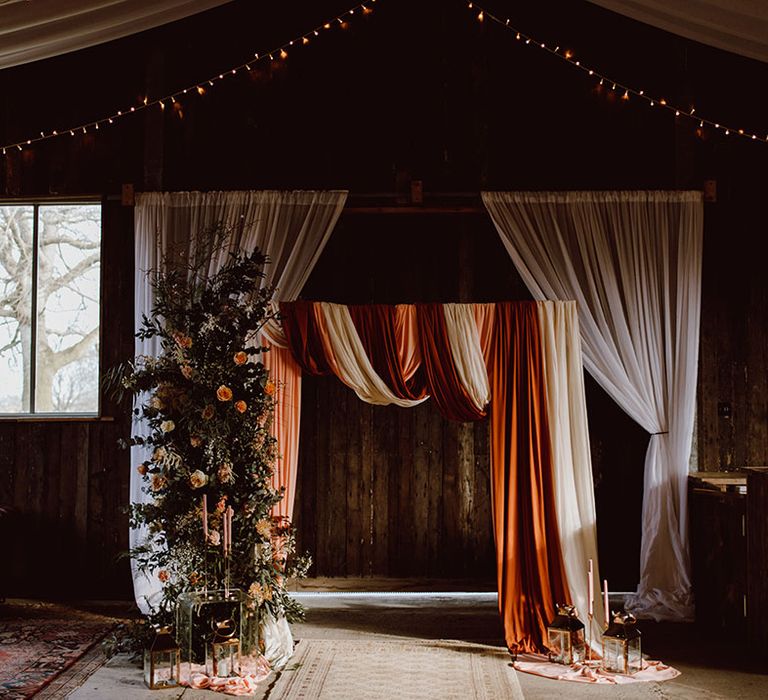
[588,559,594,616]
[603,579,610,624]
[223,508,229,553]
[202,495,208,539]
[228,507,234,553]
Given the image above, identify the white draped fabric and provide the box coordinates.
[314,303,427,408]
[0,0,233,70]
[132,189,346,662]
[483,190,703,621]
[587,1,768,63]
[537,301,604,644]
[442,304,491,413]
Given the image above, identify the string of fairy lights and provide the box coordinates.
[467,1,767,145]
[2,0,764,153]
[0,1,378,155]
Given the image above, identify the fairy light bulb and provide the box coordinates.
[280,49,288,59]
[303,36,310,44]
[478,10,484,21]
[197,86,205,95]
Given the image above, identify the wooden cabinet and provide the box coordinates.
[689,469,768,658]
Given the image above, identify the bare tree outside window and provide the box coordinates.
[0,203,101,414]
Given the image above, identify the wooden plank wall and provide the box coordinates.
[294,377,494,579]
[697,194,768,470]
[0,201,134,600]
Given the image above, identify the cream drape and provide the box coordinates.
[483,190,703,621]
[314,303,428,408]
[131,190,346,661]
[0,0,232,70]
[537,301,604,643]
[586,0,768,64]
[443,304,491,413]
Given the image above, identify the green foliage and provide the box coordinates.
[119,248,310,629]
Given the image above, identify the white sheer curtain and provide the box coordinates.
[483,190,703,621]
[0,0,232,70]
[131,190,346,660]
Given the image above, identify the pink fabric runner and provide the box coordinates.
[183,655,272,696]
[513,653,680,684]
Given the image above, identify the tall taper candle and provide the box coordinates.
[227,507,234,554]
[223,507,229,553]
[588,559,594,616]
[603,579,609,624]
[202,495,208,539]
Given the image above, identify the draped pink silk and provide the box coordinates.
[263,343,302,522]
[278,301,570,652]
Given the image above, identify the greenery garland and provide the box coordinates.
[116,247,309,631]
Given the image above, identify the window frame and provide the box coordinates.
[0,195,104,419]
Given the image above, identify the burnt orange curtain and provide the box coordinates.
[416,304,486,422]
[489,302,571,652]
[348,304,427,400]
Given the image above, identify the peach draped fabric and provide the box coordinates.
[279,300,573,652]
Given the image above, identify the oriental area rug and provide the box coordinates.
[267,638,524,700]
[0,601,116,699]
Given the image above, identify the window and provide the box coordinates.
[0,201,101,415]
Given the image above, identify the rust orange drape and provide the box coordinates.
[489,302,570,652]
[279,301,570,652]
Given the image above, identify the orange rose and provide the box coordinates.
[202,405,215,420]
[264,380,276,396]
[137,464,148,476]
[235,400,247,413]
[234,351,247,365]
[158,570,169,583]
[190,435,203,448]
[217,385,233,402]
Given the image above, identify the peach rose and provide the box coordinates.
[208,530,221,546]
[149,396,164,410]
[190,435,203,448]
[218,462,233,483]
[181,364,194,380]
[151,474,167,492]
[137,464,148,476]
[158,570,169,583]
[264,380,276,396]
[235,400,247,414]
[216,385,233,402]
[202,405,215,420]
[256,518,272,539]
[161,420,175,433]
[216,496,227,513]
[234,351,247,366]
[189,470,208,489]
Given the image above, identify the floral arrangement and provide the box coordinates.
[118,248,309,630]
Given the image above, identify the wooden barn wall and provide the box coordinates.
[0,0,766,597]
[0,202,135,600]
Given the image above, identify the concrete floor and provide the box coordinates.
[69,593,768,699]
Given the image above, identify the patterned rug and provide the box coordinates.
[0,601,117,699]
[268,638,524,700]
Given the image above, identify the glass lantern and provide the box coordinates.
[143,626,180,689]
[207,618,241,678]
[546,604,586,665]
[602,612,642,675]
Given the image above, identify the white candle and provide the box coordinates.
[603,579,610,624]
[202,495,208,539]
[588,559,594,616]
